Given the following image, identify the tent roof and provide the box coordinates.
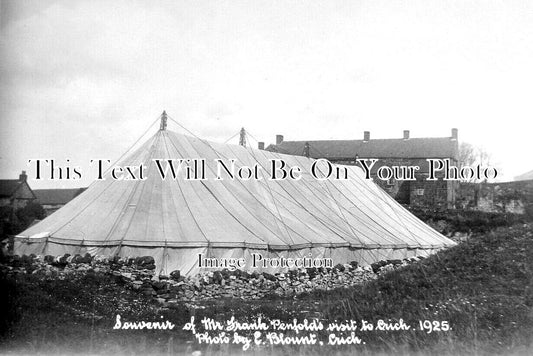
[17,129,454,253]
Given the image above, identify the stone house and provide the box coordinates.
[265,129,459,208]
[0,171,37,210]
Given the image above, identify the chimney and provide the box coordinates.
[303,142,310,158]
[451,128,458,141]
[19,170,27,182]
[363,131,370,142]
[258,142,265,150]
[276,134,284,145]
[403,130,410,140]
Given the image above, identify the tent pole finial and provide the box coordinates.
[160,111,168,131]
[239,127,246,147]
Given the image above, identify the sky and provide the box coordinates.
[0,0,532,189]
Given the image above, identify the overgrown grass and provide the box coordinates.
[407,207,529,234]
[1,223,532,355]
[317,223,533,354]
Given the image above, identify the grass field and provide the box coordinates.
[1,222,532,355]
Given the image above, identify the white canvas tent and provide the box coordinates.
[15,118,455,275]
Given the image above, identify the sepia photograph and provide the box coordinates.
[0,1,532,355]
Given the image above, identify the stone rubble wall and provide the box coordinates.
[1,253,424,304]
[457,180,533,215]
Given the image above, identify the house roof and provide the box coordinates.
[266,137,458,160]
[0,180,23,198]
[514,169,533,182]
[33,188,87,205]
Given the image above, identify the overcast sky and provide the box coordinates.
[1,0,532,188]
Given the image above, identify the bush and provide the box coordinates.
[407,207,526,234]
[1,202,46,239]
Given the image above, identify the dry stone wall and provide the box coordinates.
[2,253,424,303]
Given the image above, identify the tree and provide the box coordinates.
[458,142,476,167]
[15,202,46,231]
[0,202,46,242]
[458,142,492,183]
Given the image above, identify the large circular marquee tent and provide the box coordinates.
[15,113,456,275]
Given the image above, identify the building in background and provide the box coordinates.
[34,188,87,216]
[0,171,36,209]
[514,169,533,182]
[266,129,459,208]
